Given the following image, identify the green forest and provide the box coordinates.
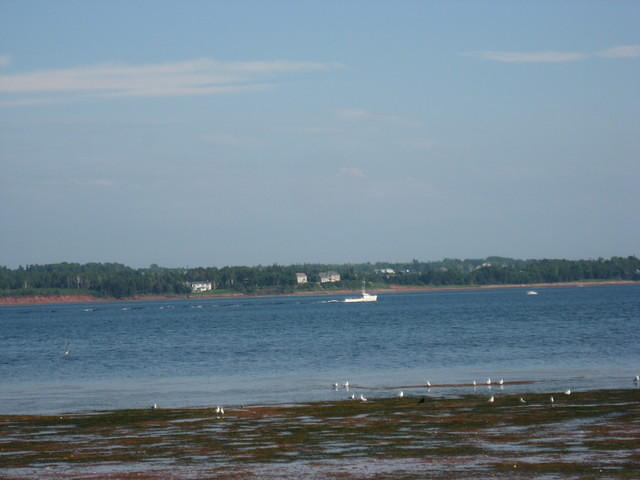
[1,256,639,299]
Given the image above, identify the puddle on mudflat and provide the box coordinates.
[168,416,217,424]
[296,415,324,424]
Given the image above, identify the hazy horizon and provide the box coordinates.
[2,1,638,269]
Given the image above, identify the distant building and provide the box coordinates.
[319,271,341,283]
[189,281,212,293]
[473,263,493,271]
[296,273,308,284]
[376,268,396,275]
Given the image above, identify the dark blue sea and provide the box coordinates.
[1,284,639,414]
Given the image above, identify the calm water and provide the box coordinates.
[1,284,639,414]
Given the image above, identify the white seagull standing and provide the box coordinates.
[426,380,432,388]
[488,396,495,403]
[359,394,368,402]
[486,378,492,385]
[564,389,572,396]
[343,381,350,390]
[398,391,404,398]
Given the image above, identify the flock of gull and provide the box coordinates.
[146,376,640,413]
[329,375,640,405]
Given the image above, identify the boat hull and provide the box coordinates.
[343,294,377,303]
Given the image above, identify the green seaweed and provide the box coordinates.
[1,388,639,478]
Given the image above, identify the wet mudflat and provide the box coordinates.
[1,388,639,479]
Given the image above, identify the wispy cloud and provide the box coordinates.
[597,45,640,58]
[292,126,340,134]
[35,177,116,188]
[336,108,375,120]
[335,108,421,127]
[202,132,257,147]
[466,51,587,63]
[338,167,365,178]
[0,57,343,105]
[272,125,341,135]
[74,178,114,187]
[395,139,435,150]
[0,96,65,107]
[462,45,640,63]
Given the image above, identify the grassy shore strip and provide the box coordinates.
[1,280,639,306]
[1,388,638,479]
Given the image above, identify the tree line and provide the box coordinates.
[1,256,638,299]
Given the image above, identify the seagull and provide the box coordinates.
[343,381,350,390]
[486,378,492,385]
[519,397,527,404]
[426,380,432,387]
[564,389,571,395]
[398,391,404,398]
[216,406,224,417]
[360,394,368,402]
[550,396,555,405]
[473,380,477,387]
[332,383,339,390]
[498,378,504,385]
[349,393,356,400]
[151,403,158,410]
[488,396,495,403]
[634,375,639,383]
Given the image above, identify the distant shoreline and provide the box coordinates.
[1,280,638,306]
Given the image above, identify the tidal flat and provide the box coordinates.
[1,388,638,479]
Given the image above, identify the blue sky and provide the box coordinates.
[1,1,638,268]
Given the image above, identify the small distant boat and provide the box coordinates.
[526,290,538,295]
[344,282,378,303]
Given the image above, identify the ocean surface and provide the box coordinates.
[1,284,639,414]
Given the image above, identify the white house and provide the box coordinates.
[190,281,212,293]
[319,271,341,283]
[376,268,396,275]
[296,273,308,284]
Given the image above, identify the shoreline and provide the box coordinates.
[0,280,638,306]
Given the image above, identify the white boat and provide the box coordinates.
[344,282,378,303]
[526,290,538,295]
